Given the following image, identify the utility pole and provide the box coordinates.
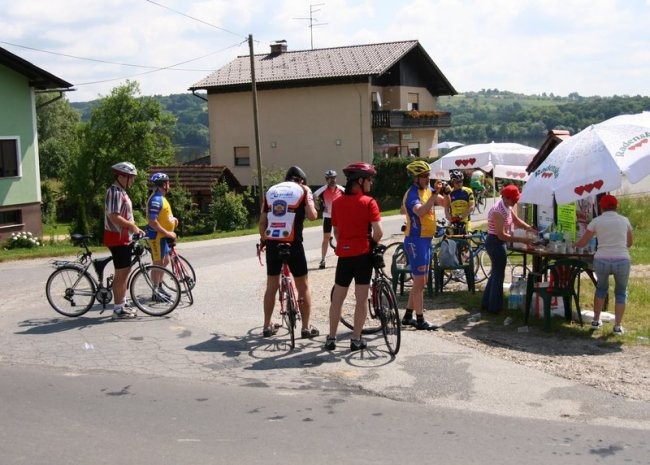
[248,34,264,208]
[294,3,327,49]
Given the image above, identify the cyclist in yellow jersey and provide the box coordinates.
[401,160,447,330]
[146,172,178,298]
[446,170,474,234]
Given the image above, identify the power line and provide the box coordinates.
[144,0,247,39]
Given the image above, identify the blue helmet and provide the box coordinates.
[149,172,169,186]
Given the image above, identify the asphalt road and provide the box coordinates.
[2,200,650,464]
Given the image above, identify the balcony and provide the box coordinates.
[372,110,451,129]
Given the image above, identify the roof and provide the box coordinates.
[0,47,73,90]
[149,165,242,193]
[526,129,571,173]
[190,40,456,96]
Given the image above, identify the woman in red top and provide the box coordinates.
[325,162,383,352]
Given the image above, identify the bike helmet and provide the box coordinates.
[449,169,464,182]
[111,161,137,176]
[406,160,431,177]
[325,169,337,178]
[285,166,307,183]
[150,172,169,186]
[342,162,376,180]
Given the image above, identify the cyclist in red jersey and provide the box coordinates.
[325,162,382,352]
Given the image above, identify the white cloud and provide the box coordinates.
[0,0,648,101]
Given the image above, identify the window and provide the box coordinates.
[0,209,21,227]
[407,142,420,158]
[234,146,250,166]
[0,138,20,178]
[407,93,419,111]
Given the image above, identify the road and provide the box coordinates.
[2,201,650,464]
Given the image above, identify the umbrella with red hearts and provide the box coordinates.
[436,142,537,171]
[520,111,650,206]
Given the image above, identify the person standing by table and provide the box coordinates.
[575,194,633,335]
[481,185,535,314]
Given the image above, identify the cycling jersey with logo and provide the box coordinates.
[263,181,307,242]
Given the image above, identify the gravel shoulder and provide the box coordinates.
[307,259,650,402]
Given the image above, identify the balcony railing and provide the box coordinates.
[372,110,451,129]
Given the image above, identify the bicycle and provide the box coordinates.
[469,231,531,283]
[472,187,487,213]
[257,242,300,350]
[338,244,401,355]
[45,233,181,317]
[161,239,196,305]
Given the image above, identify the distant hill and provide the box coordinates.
[71,89,650,162]
[437,89,650,146]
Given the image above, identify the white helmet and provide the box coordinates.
[111,161,138,176]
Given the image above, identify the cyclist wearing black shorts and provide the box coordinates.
[259,166,319,339]
[103,161,145,320]
[325,162,383,352]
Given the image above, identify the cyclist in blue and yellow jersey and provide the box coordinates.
[401,160,448,330]
[146,172,178,300]
[446,169,475,234]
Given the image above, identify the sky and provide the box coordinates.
[1,0,649,102]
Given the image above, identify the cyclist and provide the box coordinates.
[470,169,486,198]
[325,162,382,351]
[259,166,319,339]
[103,161,145,320]
[146,172,178,301]
[446,169,475,234]
[313,169,344,269]
[401,159,447,330]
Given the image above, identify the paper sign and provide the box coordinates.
[557,203,577,240]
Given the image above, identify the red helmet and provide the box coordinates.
[342,162,376,181]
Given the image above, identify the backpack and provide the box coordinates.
[438,238,460,268]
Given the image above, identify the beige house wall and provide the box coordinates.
[208,82,374,186]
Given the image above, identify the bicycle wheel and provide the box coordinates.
[336,285,382,334]
[478,249,493,282]
[280,279,296,349]
[130,265,180,316]
[171,255,194,305]
[177,255,196,290]
[376,279,401,355]
[45,266,96,317]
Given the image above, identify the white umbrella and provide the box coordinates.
[429,141,464,150]
[437,142,537,170]
[493,164,530,181]
[520,111,650,206]
[428,158,451,180]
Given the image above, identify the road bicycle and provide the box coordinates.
[473,187,487,213]
[156,238,196,305]
[45,234,181,317]
[338,244,401,355]
[257,242,300,350]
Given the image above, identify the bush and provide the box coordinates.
[3,231,43,249]
[211,182,249,231]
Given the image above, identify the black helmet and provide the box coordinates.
[450,170,464,182]
[285,166,307,183]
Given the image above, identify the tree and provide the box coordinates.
[64,81,176,238]
[36,94,82,179]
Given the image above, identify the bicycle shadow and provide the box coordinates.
[185,327,397,370]
[15,308,169,335]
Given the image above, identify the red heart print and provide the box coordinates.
[574,186,585,195]
[594,180,604,189]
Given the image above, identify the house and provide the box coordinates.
[148,165,242,213]
[0,47,73,242]
[189,40,456,187]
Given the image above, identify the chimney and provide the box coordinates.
[270,40,287,54]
